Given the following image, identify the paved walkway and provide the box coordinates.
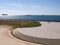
[0,25,42,45]
[12,21,60,45]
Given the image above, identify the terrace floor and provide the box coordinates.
[12,21,60,45]
[0,25,42,45]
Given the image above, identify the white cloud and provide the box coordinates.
[0,3,60,16]
[7,3,25,8]
[0,9,60,16]
[0,9,43,16]
[31,5,37,8]
[0,9,33,16]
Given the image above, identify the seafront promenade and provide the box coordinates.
[0,25,42,45]
[12,21,60,45]
[0,21,60,45]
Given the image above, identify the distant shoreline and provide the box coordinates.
[0,15,60,22]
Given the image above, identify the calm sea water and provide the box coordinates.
[0,15,60,22]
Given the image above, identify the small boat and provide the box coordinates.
[26,15,31,16]
[2,14,8,16]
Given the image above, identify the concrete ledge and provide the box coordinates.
[11,29,60,45]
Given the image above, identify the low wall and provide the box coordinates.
[11,29,60,45]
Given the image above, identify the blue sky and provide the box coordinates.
[0,0,60,16]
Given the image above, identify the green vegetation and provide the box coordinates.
[0,20,41,29]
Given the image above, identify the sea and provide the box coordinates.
[0,15,60,22]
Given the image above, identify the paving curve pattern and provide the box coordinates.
[12,21,60,45]
[0,25,42,45]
